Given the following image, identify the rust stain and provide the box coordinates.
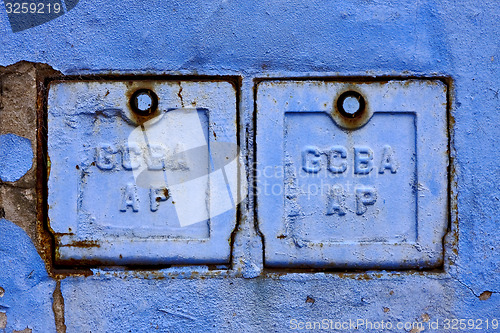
[402,80,414,87]
[446,77,458,266]
[34,63,81,279]
[62,240,101,248]
[331,84,372,130]
[479,291,492,301]
[46,154,51,179]
[124,81,161,125]
[305,296,315,304]
[355,273,371,280]
[31,72,243,277]
[177,82,184,107]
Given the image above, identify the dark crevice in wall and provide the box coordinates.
[52,280,66,333]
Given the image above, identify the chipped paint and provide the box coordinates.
[0,0,498,331]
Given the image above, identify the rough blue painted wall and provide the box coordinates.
[0,219,56,332]
[0,134,33,182]
[0,0,498,332]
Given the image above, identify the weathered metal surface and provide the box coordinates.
[47,80,239,265]
[0,0,498,331]
[257,80,448,269]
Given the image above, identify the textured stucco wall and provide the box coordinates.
[0,0,498,332]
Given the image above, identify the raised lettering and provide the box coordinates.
[96,144,117,170]
[354,147,373,175]
[302,146,321,173]
[327,146,347,173]
[355,186,377,215]
[121,142,142,170]
[378,145,398,174]
[144,144,166,170]
[150,187,169,212]
[120,183,139,212]
[326,185,347,216]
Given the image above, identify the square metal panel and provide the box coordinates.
[47,79,239,265]
[256,79,448,269]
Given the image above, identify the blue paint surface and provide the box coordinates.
[47,81,239,265]
[257,80,448,270]
[0,219,56,332]
[0,0,498,331]
[0,133,33,182]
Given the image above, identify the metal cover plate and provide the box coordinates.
[48,80,239,265]
[256,79,448,269]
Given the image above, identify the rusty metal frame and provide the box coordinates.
[36,74,242,277]
[252,75,456,275]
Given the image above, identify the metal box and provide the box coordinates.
[256,79,448,269]
[47,79,239,265]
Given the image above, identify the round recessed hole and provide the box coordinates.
[337,91,366,119]
[130,89,158,115]
[343,96,360,115]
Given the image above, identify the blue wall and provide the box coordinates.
[0,0,498,331]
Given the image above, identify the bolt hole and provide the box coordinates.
[130,89,158,115]
[343,96,360,115]
[337,91,366,119]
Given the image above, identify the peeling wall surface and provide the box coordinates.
[0,0,499,332]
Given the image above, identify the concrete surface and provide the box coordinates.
[0,0,498,332]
